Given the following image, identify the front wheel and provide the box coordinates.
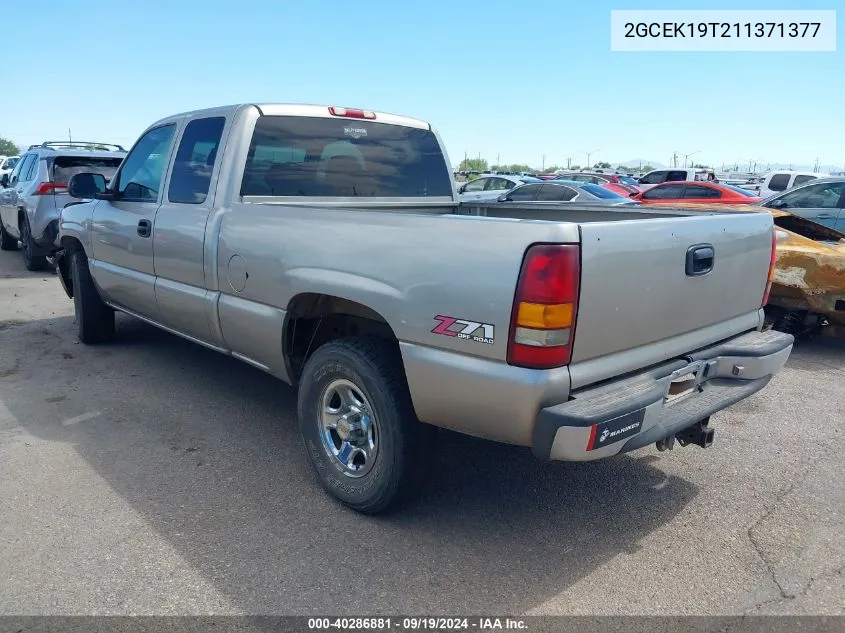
[297,337,435,514]
[69,248,115,344]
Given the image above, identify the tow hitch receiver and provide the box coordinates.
[656,417,714,451]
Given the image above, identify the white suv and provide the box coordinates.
[0,142,126,270]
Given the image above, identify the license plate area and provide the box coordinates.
[664,361,705,406]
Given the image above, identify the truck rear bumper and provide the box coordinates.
[533,329,794,461]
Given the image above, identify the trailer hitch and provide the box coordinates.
[656,417,714,451]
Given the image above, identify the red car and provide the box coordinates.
[631,181,763,205]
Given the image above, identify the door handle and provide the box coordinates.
[686,244,715,276]
[816,213,835,220]
[137,219,152,238]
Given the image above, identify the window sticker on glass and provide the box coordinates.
[344,127,367,139]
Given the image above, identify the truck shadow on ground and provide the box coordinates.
[2,315,700,615]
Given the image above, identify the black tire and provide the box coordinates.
[69,248,115,344]
[297,337,435,514]
[20,216,48,271]
[0,221,18,251]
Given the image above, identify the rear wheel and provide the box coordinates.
[297,337,435,514]
[0,221,17,251]
[69,248,115,343]
[20,216,48,271]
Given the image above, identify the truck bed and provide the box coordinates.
[457,200,742,223]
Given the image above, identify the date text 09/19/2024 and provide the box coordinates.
[307,617,528,630]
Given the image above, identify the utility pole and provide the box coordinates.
[566,157,572,169]
[682,150,700,168]
[542,154,546,171]
[68,128,72,144]
[585,149,599,170]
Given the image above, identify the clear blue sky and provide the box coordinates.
[0,0,841,170]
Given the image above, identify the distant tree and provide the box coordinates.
[594,161,612,169]
[506,163,533,173]
[641,164,654,172]
[0,138,20,155]
[569,164,581,171]
[459,158,488,172]
[692,163,712,169]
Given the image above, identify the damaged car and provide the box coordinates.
[765,209,845,336]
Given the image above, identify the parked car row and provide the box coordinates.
[633,178,845,232]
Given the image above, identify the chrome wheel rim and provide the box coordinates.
[318,378,378,478]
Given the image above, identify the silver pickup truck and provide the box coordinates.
[54,103,794,513]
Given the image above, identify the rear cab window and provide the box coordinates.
[241,115,452,198]
[51,156,124,186]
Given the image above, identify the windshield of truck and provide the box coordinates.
[240,116,453,198]
[51,156,123,185]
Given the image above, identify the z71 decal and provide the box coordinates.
[432,315,495,345]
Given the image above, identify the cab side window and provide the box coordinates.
[639,172,666,185]
[168,117,226,204]
[115,125,177,202]
[767,174,791,192]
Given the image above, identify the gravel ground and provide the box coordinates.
[0,248,843,616]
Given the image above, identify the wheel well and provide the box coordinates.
[56,237,84,298]
[284,293,397,381]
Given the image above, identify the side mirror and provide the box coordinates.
[768,199,787,209]
[497,193,510,202]
[458,184,466,194]
[9,175,18,187]
[68,172,107,199]
[0,174,8,187]
[629,191,639,197]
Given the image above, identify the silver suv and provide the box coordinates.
[0,142,126,270]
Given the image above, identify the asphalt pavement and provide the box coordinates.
[0,248,843,616]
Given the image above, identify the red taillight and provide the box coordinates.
[762,227,777,306]
[34,182,68,195]
[507,244,581,369]
[328,106,376,120]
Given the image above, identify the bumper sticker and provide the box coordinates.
[586,408,646,451]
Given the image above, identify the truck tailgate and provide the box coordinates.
[572,211,773,364]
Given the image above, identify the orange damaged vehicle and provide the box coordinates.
[631,181,764,205]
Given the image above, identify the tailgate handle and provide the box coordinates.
[686,244,714,276]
